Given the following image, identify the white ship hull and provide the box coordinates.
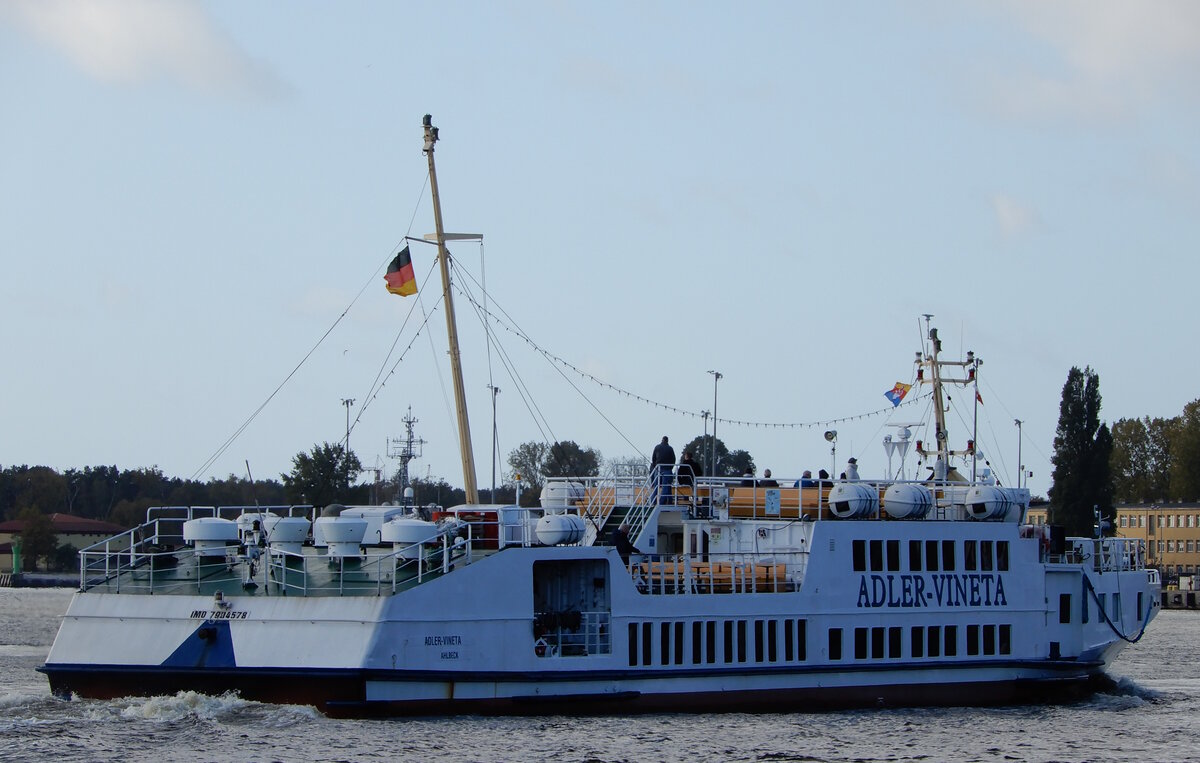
[42,509,1159,717]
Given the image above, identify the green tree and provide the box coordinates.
[17,507,56,572]
[409,477,467,508]
[544,441,602,479]
[1112,415,1175,503]
[282,442,362,508]
[682,435,755,478]
[507,442,549,492]
[1169,400,1200,501]
[1049,366,1114,536]
[1111,418,1153,503]
[1147,416,1176,500]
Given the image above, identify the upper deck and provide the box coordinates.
[70,466,1154,602]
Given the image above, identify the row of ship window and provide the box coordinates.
[1061,591,1140,625]
[851,539,1011,573]
[625,618,1013,666]
[838,624,1013,660]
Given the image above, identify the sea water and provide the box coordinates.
[2,587,1196,763]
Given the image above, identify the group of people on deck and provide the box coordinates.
[616,436,865,562]
[650,435,863,494]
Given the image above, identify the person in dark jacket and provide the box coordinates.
[677,450,702,487]
[650,436,676,504]
[612,523,638,564]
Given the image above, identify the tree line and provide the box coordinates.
[1049,365,1200,537]
[20,364,1194,567]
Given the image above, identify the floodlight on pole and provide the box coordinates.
[707,371,722,478]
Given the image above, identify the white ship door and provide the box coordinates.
[1043,569,1084,659]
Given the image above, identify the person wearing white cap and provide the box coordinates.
[845,457,860,481]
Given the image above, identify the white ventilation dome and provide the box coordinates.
[315,516,368,558]
[182,517,239,555]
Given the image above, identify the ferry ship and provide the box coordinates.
[40,117,1160,716]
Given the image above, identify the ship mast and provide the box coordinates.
[422,114,479,504]
[915,317,981,481]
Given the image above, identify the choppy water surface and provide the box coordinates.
[2,587,1196,763]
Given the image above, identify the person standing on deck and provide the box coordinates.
[845,458,860,481]
[651,436,676,504]
[612,523,638,564]
[677,450,702,487]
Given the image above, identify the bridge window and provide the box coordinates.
[855,627,868,660]
[964,540,977,571]
[967,624,980,656]
[942,540,956,570]
[909,540,923,571]
[927,625,941,657]
[1059,593,1072,624]
[829,628,843,661]
[999,624,1011,655]
[852,540,866,571]
[889,626,902,658]
[983,624,996,656]
[997,541,1009,571]
[911,626,924,658]
[944,625,958,657]
[886,540,900,572]
[926,540,939,572]
[870,540,884,572]
[980,540,994,572]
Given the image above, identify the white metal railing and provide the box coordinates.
[77,507,474,596]
[533,609,611,656]
[625,551,806,596]
[1071,537,1148,572]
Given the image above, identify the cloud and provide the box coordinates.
[981,0,1200,122]
[991,194,1040,237]
[5,0,285,98]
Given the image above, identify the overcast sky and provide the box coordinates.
[3,1,1198,499]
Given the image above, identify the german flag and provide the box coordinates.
[384,246,417,296]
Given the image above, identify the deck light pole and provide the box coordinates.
[1014,418,1023,489]
[488,384,501,501]
[341,398,355,455]
[707,371,722,478]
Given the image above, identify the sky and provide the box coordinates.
[2,1,1199,501]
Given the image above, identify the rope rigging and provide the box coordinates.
[190,174,432,480]
[446,259,929,432]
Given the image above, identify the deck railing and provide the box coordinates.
[76,507,474,597]
[625,551,806,596]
